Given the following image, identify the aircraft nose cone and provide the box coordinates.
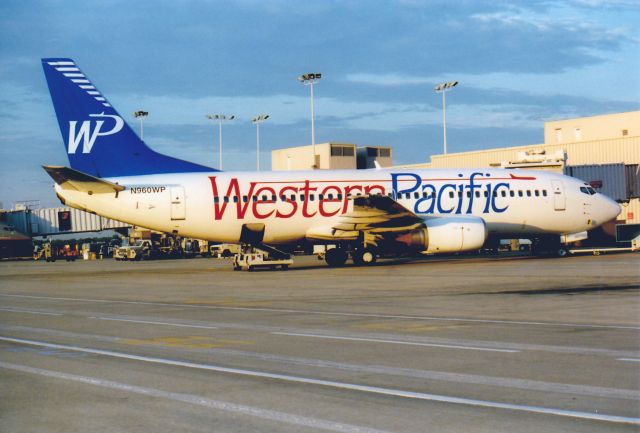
[603,197,622,222]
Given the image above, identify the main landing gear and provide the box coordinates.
[324,246,378,267]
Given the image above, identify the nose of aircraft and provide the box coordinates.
[600,195,622,222]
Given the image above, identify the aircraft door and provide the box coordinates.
[551,180,565,211]
[170,186,186,220]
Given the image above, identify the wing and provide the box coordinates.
[306,195,424,241]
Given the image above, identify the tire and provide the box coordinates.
[352,247,377,266]
[557,248,568,257]
[282,265,289,270]
[325,248,348,267]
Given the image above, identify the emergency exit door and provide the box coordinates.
[170,186,186,220]
[551,180,565,211]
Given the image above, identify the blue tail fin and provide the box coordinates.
[41,58,216,178]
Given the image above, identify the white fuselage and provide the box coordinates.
[56,168,621,244]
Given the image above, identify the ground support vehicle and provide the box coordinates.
[210,243,240,258]
[34,243,55,262]
[114,240,155,261]
[233,244,293,271]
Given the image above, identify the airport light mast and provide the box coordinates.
[133,110,148,140]
[298,72,321,169]
[206,114,235,170]
[434,81,458,154]
[252,114,269,171]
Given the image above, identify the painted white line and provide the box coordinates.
[1,336,638,425]
[0,307,62,316]
[617,358,640,363]
[273,332,520,353]
[0,362,390,433]
[88,317,218,330]
[1,293,636,330]
[3,325,637,400]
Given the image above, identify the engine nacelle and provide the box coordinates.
[394,216,488,254]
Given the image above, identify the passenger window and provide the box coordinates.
[243,196,248,203]
[414,192,420,199]
[422,192,428,198]
[493,191,498,197]
[518,191,523,197]
[318,194,324,200]
[501,190,506,197]
[466,191,471,198]
[542,190,548,197]
[290,194,296,201]
[252,196,258,201]
[309,195,315,201]
[449,191,454,199]
[271,195,277,201]
[534,190,539,197]
[338,194,343,200]
[214,197,219,203]
[233,196,238,203]
[300,194,305,201]
[224,197,230,203]
[509,191,514,197]
[280,195,286,201]
[475,191,481,198]
[484,191,488,198]
[405,193,411,199]
[328,194,334,200]
[262,195,268,201]
[432,192,436,198]
[526,190,531,197]
[458,191,462,198]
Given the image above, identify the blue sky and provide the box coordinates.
[1,0,639,208]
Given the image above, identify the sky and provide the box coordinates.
[1,0,639,208]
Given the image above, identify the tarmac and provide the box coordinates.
[1,252,639,432]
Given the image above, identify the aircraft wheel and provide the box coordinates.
[325,248,347,267]
[352,247,377,266]
[556,248,568,257]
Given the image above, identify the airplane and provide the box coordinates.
[40,58,621,267]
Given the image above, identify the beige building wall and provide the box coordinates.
[397,111,640,170]
[544,111,640,145]
[271,143,357,171]
[397,136,639,170]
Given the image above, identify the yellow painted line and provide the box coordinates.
[120,336,253,350]
[183,298,272,308]
[355,321,456,333]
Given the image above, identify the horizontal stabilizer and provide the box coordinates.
[43,165,125,194]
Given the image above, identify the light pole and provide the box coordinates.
[298,72,321,168]
[206,114,235,170]
[133,110,148,140]
[252,114,269,171]
[434,81,458,154]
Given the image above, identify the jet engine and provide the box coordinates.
[393,216,488,254]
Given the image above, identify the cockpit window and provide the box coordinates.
[580,186,597,195]
[587,187,596,195]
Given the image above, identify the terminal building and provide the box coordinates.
[271,143,393,170]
